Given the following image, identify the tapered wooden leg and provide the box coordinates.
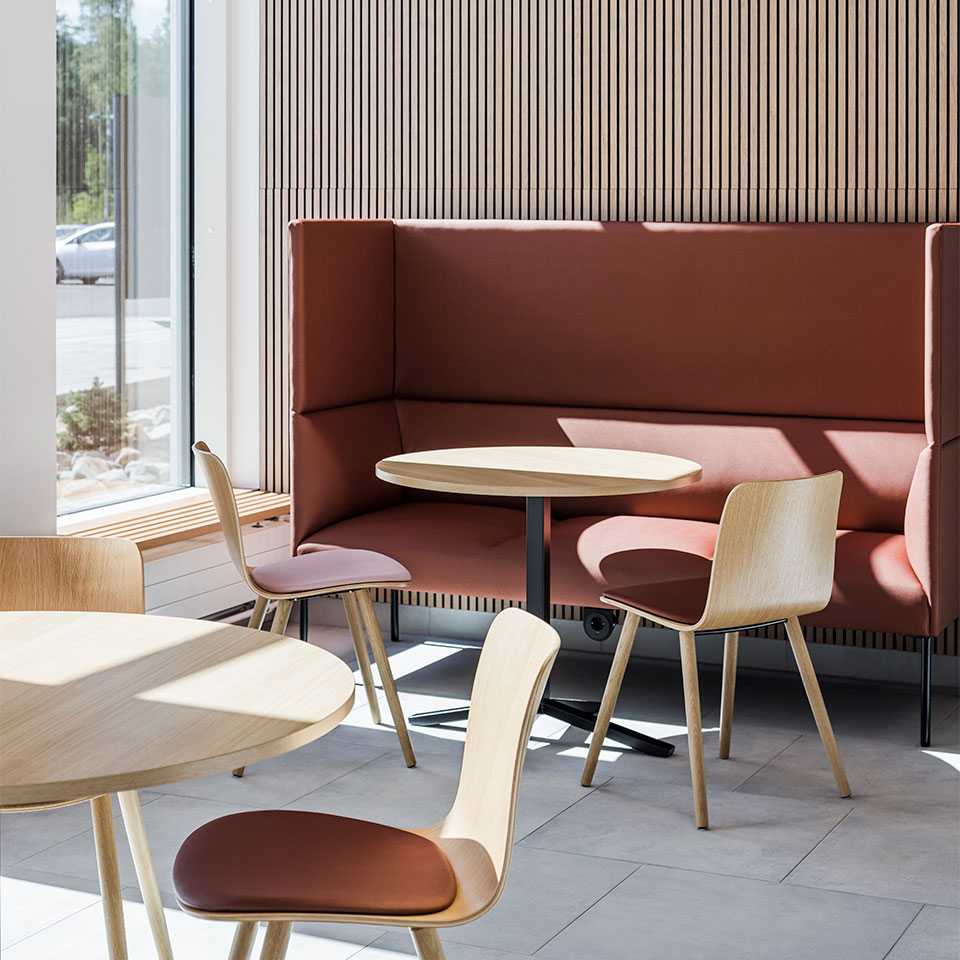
[410,927,446,960]
[228,922,258,960]
[344,592,381,725]
[234,601,294,777]
[270,599,294,634]
[90,795,128,960]
[358,590,417,768]
[259,922,291,960]
[678,631,709,829]
[719,631,739,760]
[117,791,173,960]
[581,611,640,786]
[249,595,268,630]
[785,617,852,797]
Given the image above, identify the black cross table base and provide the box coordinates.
[408,496,676,759]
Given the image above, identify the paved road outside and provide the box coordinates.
[56,281,172,396]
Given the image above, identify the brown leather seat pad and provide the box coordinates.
[174,810,458,916]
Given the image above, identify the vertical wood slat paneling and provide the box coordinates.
[261,0,959,495]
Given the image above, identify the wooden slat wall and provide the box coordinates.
[262,0,959,489]
[260,1,958,651]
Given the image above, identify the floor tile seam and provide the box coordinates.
[782,878,944,910]
[278,750,399,808]
[879,903,927,960]
[0,896,106,952]
[778,806,855,883]
[512,776,615,844]
[729,733,805,793]
[530,862,648,956]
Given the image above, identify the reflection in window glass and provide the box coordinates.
[56,0,190,513]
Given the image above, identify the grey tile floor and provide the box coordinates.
[2,625,959,959]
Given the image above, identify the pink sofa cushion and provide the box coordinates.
[396,400,926,533]
[302,504,929,636]
[394,221,927,422]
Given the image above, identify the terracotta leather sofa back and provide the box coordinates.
[289,219,959,638]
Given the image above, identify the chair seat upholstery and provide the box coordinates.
[173,810,457,916]
[604,575,711,626]
[303,503,929,635]
[250,547,410,596]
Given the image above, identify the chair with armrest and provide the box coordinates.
[171,607,560,960]
[193,441,416,774]
[580,472,852,829]
[0,536,173,960]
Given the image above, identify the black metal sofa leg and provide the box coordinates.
[921,636,933,748]
[390,590,400,643]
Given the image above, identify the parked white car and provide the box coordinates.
[55,223,83,240]
[56,222,115,284]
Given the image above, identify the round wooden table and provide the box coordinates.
[376,446,702,757]
[0,611,356,959]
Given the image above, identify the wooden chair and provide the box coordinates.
[580,472,852,829]
[0,536,174,960]
[193,441,416,774]
[172,607,560,960]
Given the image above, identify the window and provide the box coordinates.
[56,0,191,514]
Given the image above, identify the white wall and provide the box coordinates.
[0,2,57,535]
[193,0,260,488]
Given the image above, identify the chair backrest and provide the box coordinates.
[0,537,143,613]
[438,607,560,908]
[192,441,251,584]
[697,471,843,631]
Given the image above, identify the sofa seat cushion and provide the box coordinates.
[301,502,527,599]
[174,810,457,916]
[302,504,929,636]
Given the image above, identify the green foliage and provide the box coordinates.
[57,1,170,224]
[57,378,130,454]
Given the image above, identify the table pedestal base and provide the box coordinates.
[408,699,676,758]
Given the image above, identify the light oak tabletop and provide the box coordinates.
[376,446,702,498]
[0,611,355,806]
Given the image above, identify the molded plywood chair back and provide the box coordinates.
[172,607,561,960]
[0,536,143,614]
[699,471,843,631]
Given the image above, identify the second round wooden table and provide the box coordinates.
[0,611,356,959]
[376,446,702,756]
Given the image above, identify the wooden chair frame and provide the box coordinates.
[580,473,852,829]
[193,441,415,772]
[177,607,561,960]
[0,536,173,960]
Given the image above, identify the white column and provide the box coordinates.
[0,1,56,534]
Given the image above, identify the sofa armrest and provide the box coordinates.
[290,219,396,414]
[925,224,960,444]
[905,437,960,636]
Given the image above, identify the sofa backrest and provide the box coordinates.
[392,221,929,531]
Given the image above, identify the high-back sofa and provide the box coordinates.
[289,219,959,743]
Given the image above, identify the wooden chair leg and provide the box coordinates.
[270,599,294,634]
[259,922,291,960]
[678,631,709,829]
[234,602,293,778]
[249,595,268,630]
[344,592,382,725]
[410,927,446,960]
[90,795,128,960]
[581,611,640,786]
[228,922,258,960]
[718,631,739,760]
[358,589,417,768]
[117,791,173,960]
[785,617,852,797]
